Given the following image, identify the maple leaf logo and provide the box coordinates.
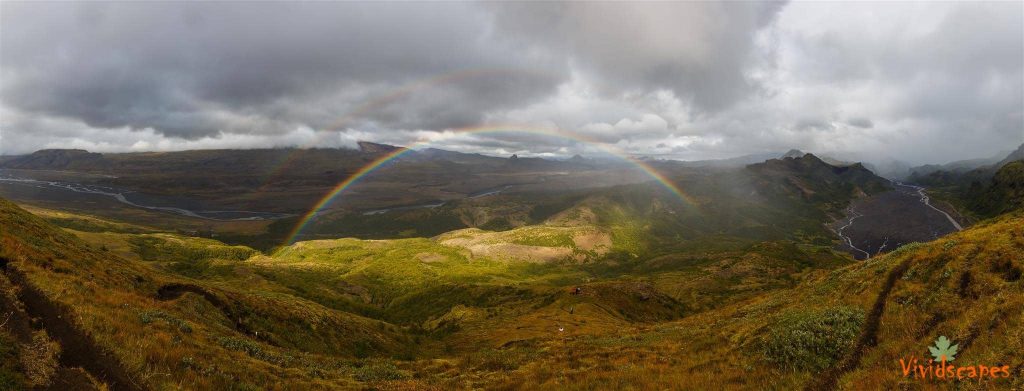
[928,336,959,362]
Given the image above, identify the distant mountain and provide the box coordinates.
[406,148,504,166]
[996,142,1024,168]
[860,159,912,180]
[674,151,783,168]
[905,143,1024,218]
[1,149,108,170]
[909,143,1024,187]
[356,141,403,154]
[780,149,857,167]
[781,149,805,159]
[908,144,1019,179]
[0,144,615,176]
[746,153,891,203]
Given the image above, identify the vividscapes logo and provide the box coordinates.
[899,336,1013,381]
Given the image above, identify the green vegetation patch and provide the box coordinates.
[217,336,294,366]
[761,306,865,371]
[129,234,257,263]
[139,310,193,333]
[352,360,411,382]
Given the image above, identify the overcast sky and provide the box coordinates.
[1,1,1021,165]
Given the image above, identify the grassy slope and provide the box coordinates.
[420,211,1022,390]
[2,197,863,389]
[0,198,412,390]
[9,190,1014,389]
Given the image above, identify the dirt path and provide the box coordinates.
[805,258,912,391]
[1,260,145,391]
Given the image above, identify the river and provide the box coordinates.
[0,170,292,221]
[833,181,963,260]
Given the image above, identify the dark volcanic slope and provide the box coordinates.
[832,183,962,259]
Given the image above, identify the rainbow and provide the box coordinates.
[282,124,697,245]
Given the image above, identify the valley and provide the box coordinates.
[0,145,1021,390]
[831,181,965,260]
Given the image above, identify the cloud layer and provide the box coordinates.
[1,2,1021,165]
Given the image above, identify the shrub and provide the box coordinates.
[352,360,410,382]
[761,306,865,371]
[889,242,927,258]
[139,310,193,333]
[217,337,293,366]
[942,240,958,251]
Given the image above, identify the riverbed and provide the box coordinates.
[831,182,963,260]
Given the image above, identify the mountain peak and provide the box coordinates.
[357,141,403,154]
[781,149,806,159]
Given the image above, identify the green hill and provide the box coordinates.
[965,160,1024,217]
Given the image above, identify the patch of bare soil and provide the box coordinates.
[415,252,447,264]
[448,241,574,263]
[571,231,612,255]
[1,258,142,391]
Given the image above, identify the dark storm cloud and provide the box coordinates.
[765,2,1023,164]
[0,2,565,139]
[1,2,1021,165]
[847,118,874,129]
[487,2,786,111]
